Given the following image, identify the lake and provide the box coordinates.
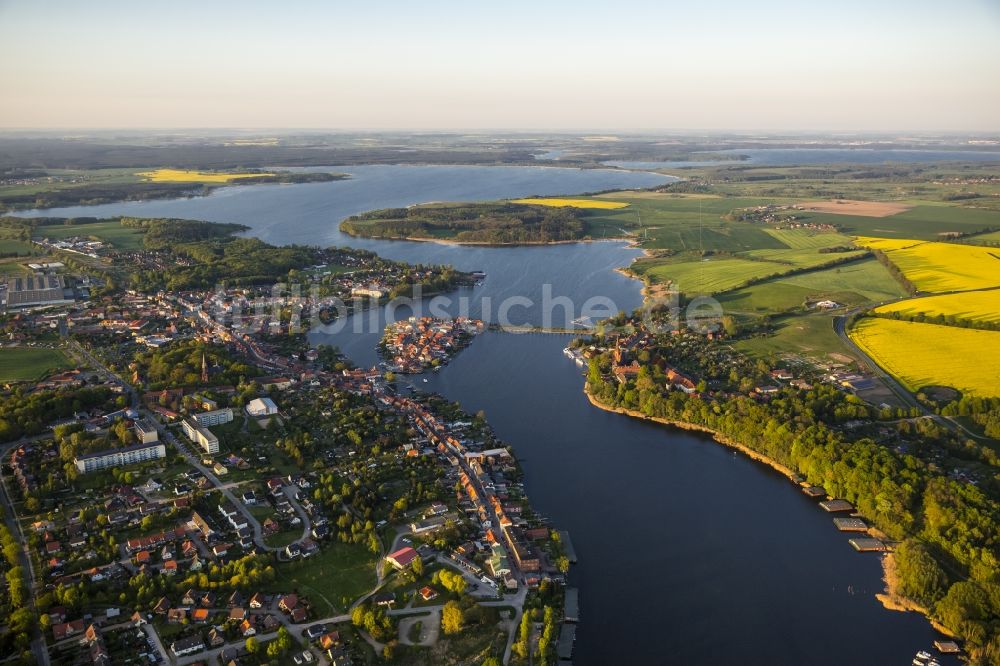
[20,164,951,664]
[604,147,1000,170]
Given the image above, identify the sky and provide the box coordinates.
[1,0,999,131]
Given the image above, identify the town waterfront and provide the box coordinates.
[25,165,952,664]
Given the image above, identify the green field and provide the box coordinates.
[718,257,908,314]
[0,168,144,199]
[0,347,72,383]
[33,220,145,250]
[735,312,860,363]
[799,204,1000,240]
[268,541,377,615]
[585,194,791,250]
[630,227,867,296]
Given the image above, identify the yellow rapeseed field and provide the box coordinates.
[138,169,273,183]
[875,290,1000,324]
[510,198,629,209]
[854,237,1000,292]
[850,318,1000,396]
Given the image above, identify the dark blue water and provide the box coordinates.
[18,165,952,663]
[406,333,951,666]
[606,147,1000,170]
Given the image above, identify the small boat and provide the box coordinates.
[916,652,932,660]
[422,378,428,383]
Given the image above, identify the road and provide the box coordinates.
[0,441,51,666]
[158,426,279,553]
[834,313,989,440]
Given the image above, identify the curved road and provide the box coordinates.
[834,312,988,441]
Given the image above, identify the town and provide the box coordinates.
[0,216,571,666]
[379,318,484,374]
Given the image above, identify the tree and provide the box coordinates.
[245,636,259,654]
[411,556,424,578]
[895,539,948,606]
[441,600,464,635]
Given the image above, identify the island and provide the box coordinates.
[340,202,594,244]
[379,316,484,373]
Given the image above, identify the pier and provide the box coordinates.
[564,587,580,623]
[558,624,577,661]
[802,485,826,498]
[558,530,578,563]
[849,537,887,552]
[819,499,854,512]
[834,517,868,532]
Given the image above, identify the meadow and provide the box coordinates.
[138,168,274,183]
[874,289,1000,324]
[629,227,866,295]
[849,318,1000,396]
[0,347,71,383]
[719,257,907,314]
[34,219,146,250]
[800,204,1000,240]
[855,237,1000,292]
[510,197,629,209]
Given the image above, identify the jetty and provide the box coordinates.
[564,587,580,623]
[934,640,960,654]
[849,537,887,552]
[802,485,826,498]
[819,499,854,512]
[558,624,577,660]
[833,517,868,532]
[558,530,578,563]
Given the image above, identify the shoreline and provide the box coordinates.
[339,232,632,248]
[581,384,948,637]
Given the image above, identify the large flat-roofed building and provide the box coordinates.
[182,418,219,454]
[133,418,159,444]
[245,397,278,417]
[74,442,166,474]
[3,273,74,309]
[193,408,233,428]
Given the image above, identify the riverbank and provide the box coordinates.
[583,386,799,480]
[878,552,957,638]
[582,384,953,642]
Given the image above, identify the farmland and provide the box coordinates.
[138,168,275,183]
[510,197,629,209]
[855,237,1000,292]
[849,318,1000,397]
[0,347,71,383]
[629,228,867,295]
[873,289,1000,324]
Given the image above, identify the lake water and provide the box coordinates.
[20,165,952,664]
[605,147,1000,170]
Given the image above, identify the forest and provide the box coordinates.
[340,203,589,244]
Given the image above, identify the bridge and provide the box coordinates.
[487,323,595,335]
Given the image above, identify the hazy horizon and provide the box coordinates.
[2,0,999,131]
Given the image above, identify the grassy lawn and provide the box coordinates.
[0,257,37,275]
[736,312,860,364]
[0,347,72,382]
[269,541,377,615]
